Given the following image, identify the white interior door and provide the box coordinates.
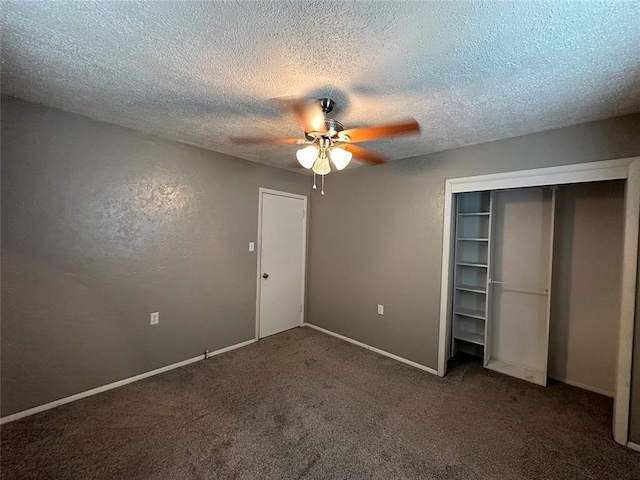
[487,187,555,386]
[258,191,306,338]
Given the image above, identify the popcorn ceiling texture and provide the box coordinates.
[2,1,639,170]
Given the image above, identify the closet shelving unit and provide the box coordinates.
[451,192,492,360]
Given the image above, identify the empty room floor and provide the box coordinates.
[2,327,638,479]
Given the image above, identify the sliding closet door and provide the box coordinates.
[487,187,555,386]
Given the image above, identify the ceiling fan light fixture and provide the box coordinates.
[329,147,352,170]
[231,98,420,194]
[296,145,319,169]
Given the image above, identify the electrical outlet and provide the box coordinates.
[377,304,384,315]
[150,312,159,325]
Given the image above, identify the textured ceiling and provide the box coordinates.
[2,1,640,171]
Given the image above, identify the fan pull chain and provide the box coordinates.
[321,175,325,196]
[313,172,317,190]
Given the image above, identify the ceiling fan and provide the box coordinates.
[231,98,420,194]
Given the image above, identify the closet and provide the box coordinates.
[451,187,556,386]
[450,181,624,391]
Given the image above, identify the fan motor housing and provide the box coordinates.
[305,118,344,141]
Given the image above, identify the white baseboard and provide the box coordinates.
[303,323,438,375]
[0,338,257,425]
[627,441,640,453]
[548,375,614,398]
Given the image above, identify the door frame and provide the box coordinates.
[437,156,640,447]
[255,188,308,340]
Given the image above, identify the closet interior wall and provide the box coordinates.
[549,180,625,396]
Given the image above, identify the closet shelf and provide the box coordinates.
[454,331,485,346]
[455,284,487,294]
[453,192,491,360]
[455,308,486,320]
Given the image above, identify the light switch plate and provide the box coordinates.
[249,242,255,252]
[377,304,384,315]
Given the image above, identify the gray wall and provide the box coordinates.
[306,114,640,437]
[549,181,625,396]
[0,96,309,417]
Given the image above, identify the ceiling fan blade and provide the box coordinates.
[342,144,386,165]
[278,97,327,133]
[341,119,420,143]
[230,137,304,145]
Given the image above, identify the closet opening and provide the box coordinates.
[449,181,625,395]
[436,157,640,447]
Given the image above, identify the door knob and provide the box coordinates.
[262,273,269,279]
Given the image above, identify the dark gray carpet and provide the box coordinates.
[1,326,639,479]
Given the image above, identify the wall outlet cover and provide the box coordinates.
[377,304,384,315]
[150,312,159,325]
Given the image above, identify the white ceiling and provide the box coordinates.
[2,1,639,171]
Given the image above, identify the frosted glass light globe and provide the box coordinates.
[296,146,319,169]
[329,147,353,170]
